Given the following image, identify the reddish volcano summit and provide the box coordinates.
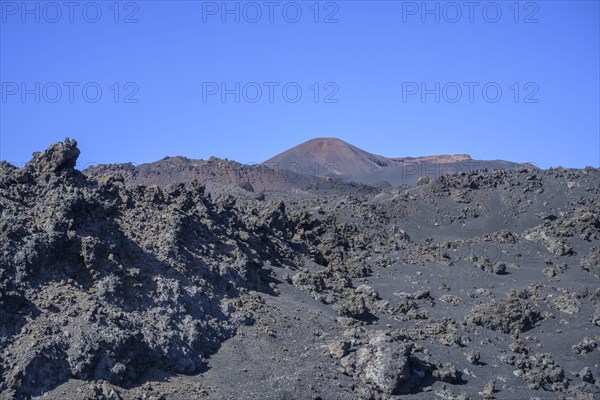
[263,138,471,176]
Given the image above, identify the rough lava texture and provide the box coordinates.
[0,139,289,398]
[1,139,599,400]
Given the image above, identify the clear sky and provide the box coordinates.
[1,0,599,169]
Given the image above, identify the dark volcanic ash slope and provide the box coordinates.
[1,139,599,400]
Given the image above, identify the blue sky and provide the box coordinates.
[1,0,599,169]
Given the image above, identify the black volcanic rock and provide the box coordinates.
[0,140,599,400]
[27,137,80,174]
[0,140,297,398]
